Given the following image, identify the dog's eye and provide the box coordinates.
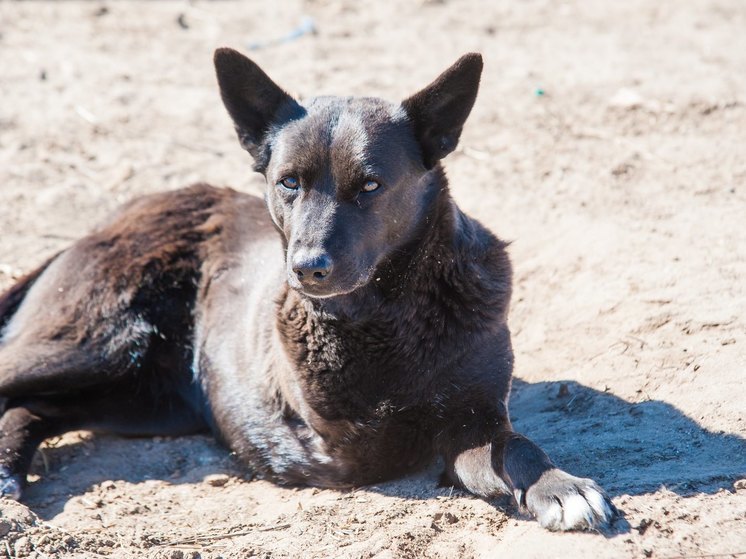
[361,180,380,193]
[278,177,299,190]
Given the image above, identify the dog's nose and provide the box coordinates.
[292,253,333,284]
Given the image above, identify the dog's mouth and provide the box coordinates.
[286,268,374,299]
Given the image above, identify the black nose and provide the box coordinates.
[292,253,333,284]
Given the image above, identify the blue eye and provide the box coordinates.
[361,180,380,193]
[279,176,299,190]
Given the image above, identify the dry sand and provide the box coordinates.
[1,1,745,557]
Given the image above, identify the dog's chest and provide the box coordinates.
[276,295,439,425]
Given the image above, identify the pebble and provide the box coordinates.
[34,535,51,547]
[444,511,459,524]
[204,473,230,487]
[609,87,644,109]
[14,535,31,556]
[0,518,12,537]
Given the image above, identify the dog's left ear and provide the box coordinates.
[214,48,300,163]
[402,53,483,169]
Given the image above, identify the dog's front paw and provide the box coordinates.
[0,466,23,500]
[523,468,616,531]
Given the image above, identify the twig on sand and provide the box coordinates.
[257,523,291,532]
[74,105,98,126]
[156,524,290,547]
[658,552,746,559]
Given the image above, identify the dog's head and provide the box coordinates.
[214,49,482,299]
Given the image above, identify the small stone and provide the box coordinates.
[637,518,653,535]
[0,518,12,537]
[734,479,746,491]
[611,161,635,177]
[204,473,230,487]
[609,88,644,109]
[14,536,31,556]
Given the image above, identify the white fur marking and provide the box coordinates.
[585,486,613,522]
[561,493,594,530]
[332,110,369,168]
[537,499,563,531]
[453,448,510,497]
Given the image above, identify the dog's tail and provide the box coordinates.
[0,254,59,335]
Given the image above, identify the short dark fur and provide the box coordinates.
[0,50,616,531]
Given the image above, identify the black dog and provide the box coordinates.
[0,49,616,531]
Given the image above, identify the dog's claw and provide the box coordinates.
[525,468,617,531]
[0,467,23,501]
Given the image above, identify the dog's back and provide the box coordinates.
[0,184,274,404]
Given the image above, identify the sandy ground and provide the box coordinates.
[1,1,745,557]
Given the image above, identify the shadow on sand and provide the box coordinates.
[18,377,746,525]
[509,378,746,497]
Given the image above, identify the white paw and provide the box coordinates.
[0,466,23,500]
[525,468,616,531]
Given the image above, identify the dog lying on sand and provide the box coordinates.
[0,49,616,531]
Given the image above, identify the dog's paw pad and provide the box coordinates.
[525,468,616,531]
[0,467,23,500]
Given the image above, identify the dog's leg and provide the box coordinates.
[0,389,207,499]
[0,336,207,499]
[0,404,71,499]
[0,342,108,399]
[440,410,616,531]
[0,340,102,498]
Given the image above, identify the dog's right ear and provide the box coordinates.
[214,48,299,164]
[402,53,483,169]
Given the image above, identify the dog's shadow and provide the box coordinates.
[21,377,746,524]
[508,378,746,497]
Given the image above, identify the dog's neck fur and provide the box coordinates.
[270,166,511,427]
[276,166,510,358]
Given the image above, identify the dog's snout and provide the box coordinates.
[292,253,333,284]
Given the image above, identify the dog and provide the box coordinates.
[0,49,616,531]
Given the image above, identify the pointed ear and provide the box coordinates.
[214,48,300,163]
[402,53,483,169]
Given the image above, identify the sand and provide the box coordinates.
[1,1,745,557]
